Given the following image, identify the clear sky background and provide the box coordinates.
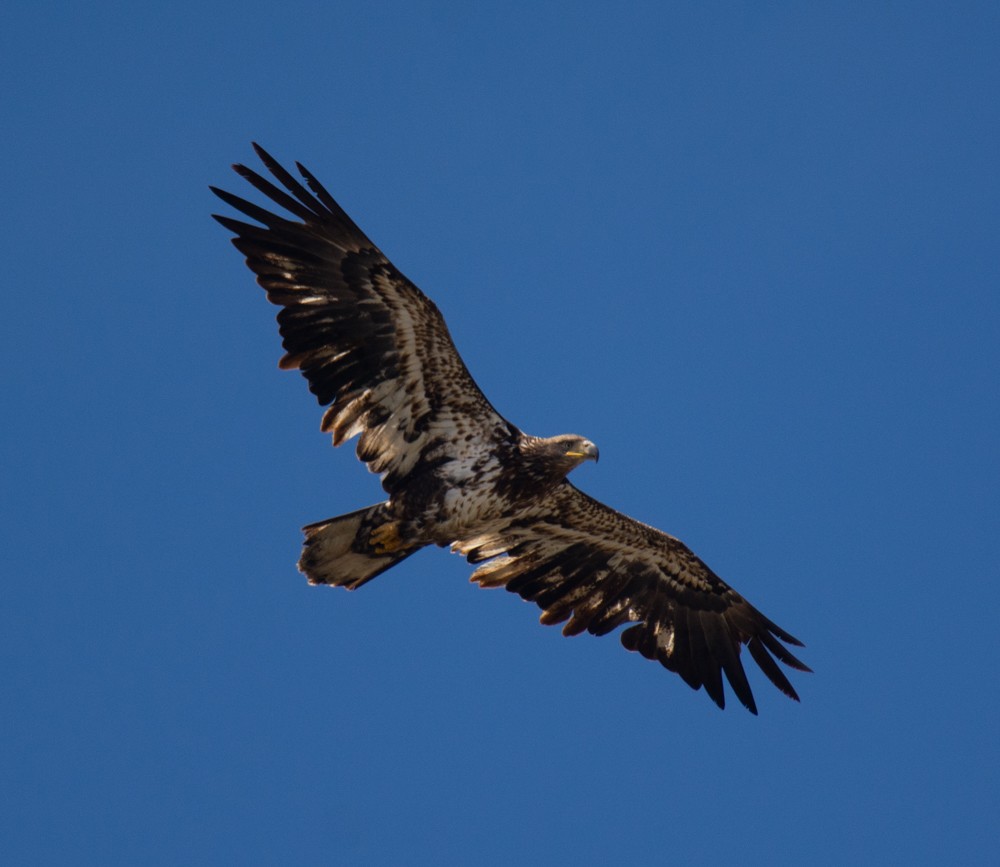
[3,2,998,864]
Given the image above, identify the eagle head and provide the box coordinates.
[562,435,600,465]
[521,433,599,482]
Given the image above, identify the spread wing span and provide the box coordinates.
[456,484,810,714]
[211,143,510,491]
[213,145,810,714]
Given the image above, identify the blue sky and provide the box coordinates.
[3,1,998,864]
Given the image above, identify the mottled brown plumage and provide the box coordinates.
[212,144,810,713]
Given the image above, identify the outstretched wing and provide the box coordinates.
[211,144,513,491]
[456,484,810,714]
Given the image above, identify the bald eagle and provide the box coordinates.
[212,144,810,713]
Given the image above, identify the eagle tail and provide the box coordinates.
[298,504,421,589]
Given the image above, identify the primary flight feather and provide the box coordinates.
[212,144,810,714]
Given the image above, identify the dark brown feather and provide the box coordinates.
[215,146,809,714]
[462,482,808,712]
[212,146,513,490]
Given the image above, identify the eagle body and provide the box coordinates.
[213,145,810,714]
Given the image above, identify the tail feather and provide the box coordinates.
[298,503,419,589]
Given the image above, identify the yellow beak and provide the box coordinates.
[566,443,600,463]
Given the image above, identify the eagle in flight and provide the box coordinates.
[212,144,810,713]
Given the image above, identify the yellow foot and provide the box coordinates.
[370,521,404,555]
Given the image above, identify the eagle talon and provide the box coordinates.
[370,521,404,554]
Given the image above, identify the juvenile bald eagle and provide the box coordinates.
[212,144,810,713]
